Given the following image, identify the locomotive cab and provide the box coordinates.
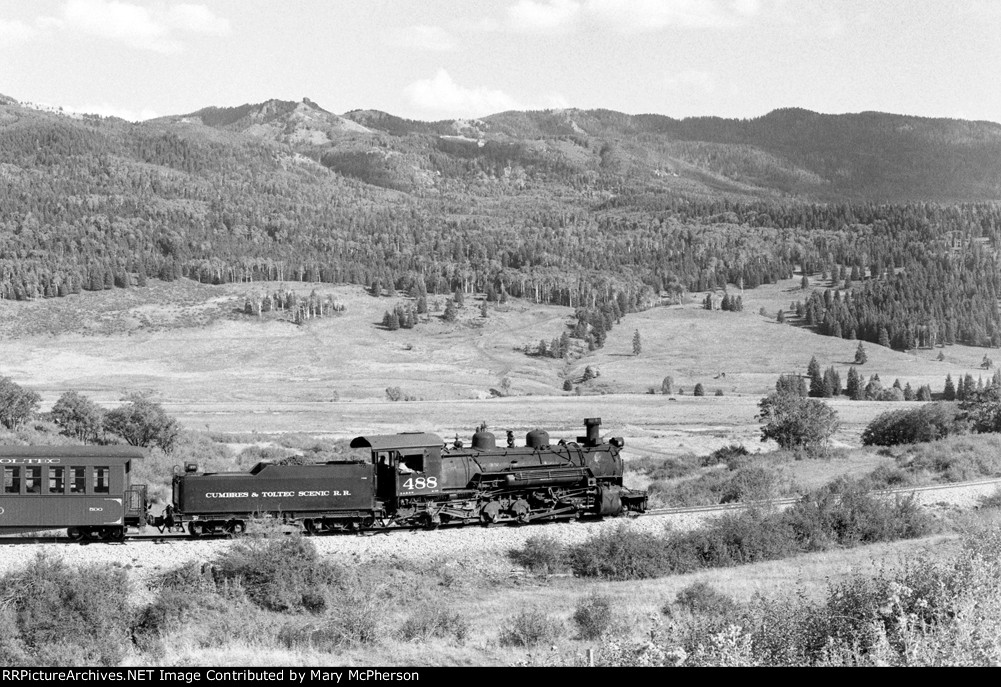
[349,433,445,504]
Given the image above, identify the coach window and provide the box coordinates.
[94,467,110,494]
[3,467,19,494]
[48,466,65,494]
[24,466,42,494]
[70,467,86,494]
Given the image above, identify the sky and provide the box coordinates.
[1,0,999,123]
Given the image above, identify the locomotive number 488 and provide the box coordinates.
[402,476,438,491]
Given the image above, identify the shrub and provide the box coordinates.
[979,487,1001,509]
[0,376,40,430]
[672,582,742,617]
[701,444,749,467]
[862,403,966,446]
[629,454,700,480]
[132,563,261,655]
[50,390,104,443]
[650,464,788,508]
[508,534,568,575]
[566,524,669,580]
[758,393,839,454]
[1,555,130,666]
[400,605,469,643]
[782,481,933,550]
[104,393,178,452]
[572,593,615,640]
[277,576,383,650]
[498,608,565,647]
[866,463,915,489]
[210,536,341,612]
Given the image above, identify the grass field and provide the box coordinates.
[0,274,990,450]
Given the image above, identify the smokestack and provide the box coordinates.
[584,417,602,446]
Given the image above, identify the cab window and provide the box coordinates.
[93,467,110,494]
[48,466,65,494]
[69,467,86,494]
[3,467,19,494]
[24,466,42,494]
[400,453,424,473]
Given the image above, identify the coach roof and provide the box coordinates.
[0,446,144,459]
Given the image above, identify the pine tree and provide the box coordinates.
[878,327,891,348]
[854,341,868,365]
[846,367,862,400]
[632,330,642,355]
[442,299,457,322]
[823,366,841,397]
[777,309,786,323]
[943,374,956,401]
[807,356,824,397]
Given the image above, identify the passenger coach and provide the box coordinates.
[0,446,147,540]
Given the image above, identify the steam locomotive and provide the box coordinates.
[0,418,647,540]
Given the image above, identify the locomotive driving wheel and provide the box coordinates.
[510,499,531,524]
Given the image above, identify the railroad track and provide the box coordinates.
[4,477,1000,547]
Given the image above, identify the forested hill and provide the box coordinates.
[160,100,1001,203]
[1,94,1001,349]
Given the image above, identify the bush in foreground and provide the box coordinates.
[507,533,569,575]
[399,605,469,644]
[499,608,566,647]
[0,555,130,666]
[210,536,341,613]
[568,480,934,580]
[583,524,1001,666]
[572,593,616,640]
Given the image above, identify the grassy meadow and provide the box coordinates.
[3,274,1001,666]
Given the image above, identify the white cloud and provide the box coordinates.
[731,0,761,17]
[584,0,743,32]
[165,4,230,35]
[54,0,230,53]
[507,0,582,33]
[663,69,716,93]
[385,25,458,52]
[404,69,523,117]
[0,18,39,45]
[496,0,767,34]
